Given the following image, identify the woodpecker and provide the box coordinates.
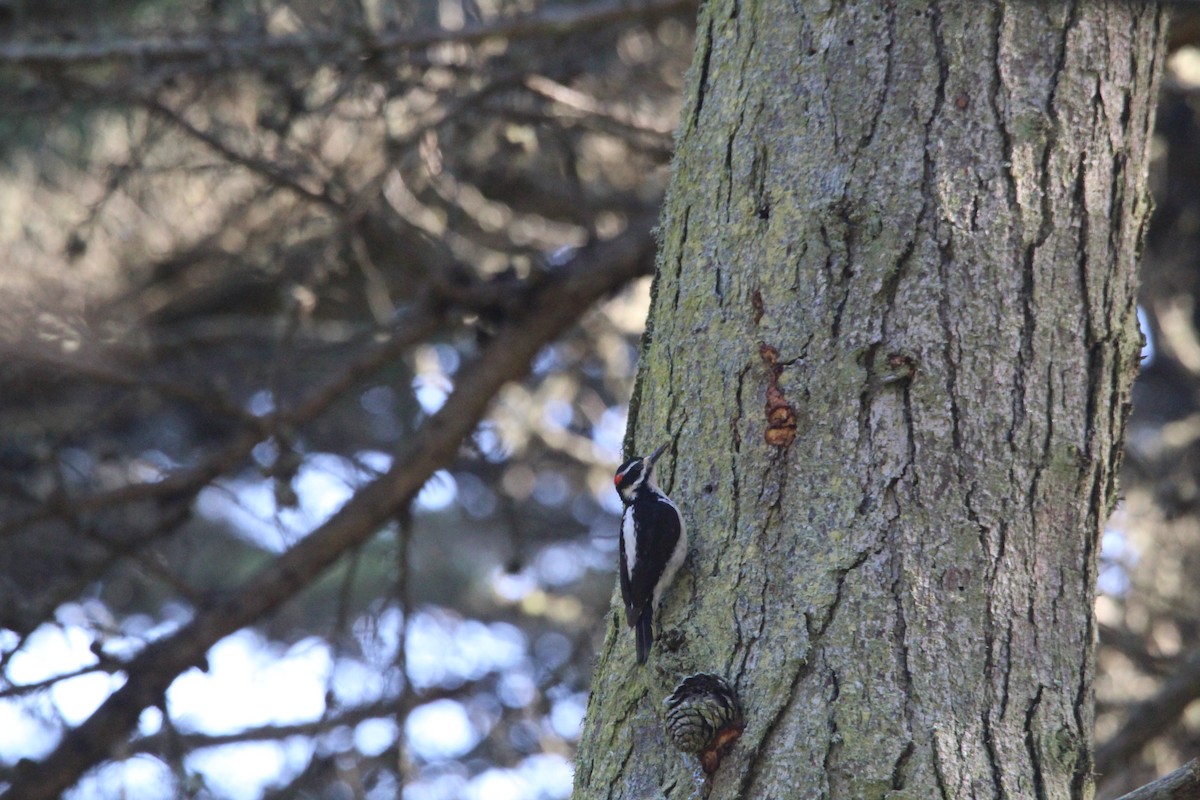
[615,443,687,665]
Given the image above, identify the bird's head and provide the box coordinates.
[614,443,667,503]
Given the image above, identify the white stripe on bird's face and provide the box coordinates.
[615,461,646,502]
[614,444,668,503]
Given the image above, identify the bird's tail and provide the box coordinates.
[635,607,653,665]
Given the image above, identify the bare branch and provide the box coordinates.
[132,675,491,756]
[524,74,677,139]
[1114,759,1200,800]
[0,213,656,800]
[144,98,341,208]
[0,0,696,74]
[0,305,441,538]
[139,699,398,752]
[0,663,119,700]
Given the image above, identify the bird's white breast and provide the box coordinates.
[621,507,638,579]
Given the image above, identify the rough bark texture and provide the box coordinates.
[573,2,1166,799]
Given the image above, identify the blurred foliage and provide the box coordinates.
[0,0,688,796]
[2,2,1200,799]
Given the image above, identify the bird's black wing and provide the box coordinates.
[626,497,683,611]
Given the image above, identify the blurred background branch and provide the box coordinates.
[1114,760,1200,800]
[0,0,693,73]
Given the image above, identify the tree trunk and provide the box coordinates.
[573,2,1166,799]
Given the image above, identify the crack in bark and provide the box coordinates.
[925,2,967,467]
[891,740,916,791]
[980,613,1006,796]
[889,532,917,792]
[1036,362,1056,483]
[993,515,1008,570]
[999,620,1014,720]
[982,543,1013,796]
[659,352,682,493]
[730,543,771,681]
[885,229,918,320]
[934,236,962,452]
[723,111,741,228]
[982,707,1007,799]
[670,204,690,320]
[750,143,769,224]
[863,3,895,151]
[713,108,732,298]
[822,669,842,789]
[1073,150,1100,493]
[984,2,1035,456]
[754,567,770,645]
[1014,5,1072,456]
[814,547,873,638]
[789,237,809,295]
[826,221,852,340]
[728,437,777,674]
[734,556,806,696]
[1010,244,1036,449]
[1038,1,1074,242]
[733,363,749,455]
[834,5,892,237]
[714,259,726,305]
[760,459,789,551]
[1024,685,1048,800]
[691,14,715,131]
[1072,441,1109,793]
[1015,11,1072,588]
[855,344,880,518]
[898,382,918,504]
[987,1,1018,213]
[1052,564,1068,628]
[965,483,989,552]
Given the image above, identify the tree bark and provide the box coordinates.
[574,2,1166,799]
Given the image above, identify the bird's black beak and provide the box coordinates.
[646,443,668,467]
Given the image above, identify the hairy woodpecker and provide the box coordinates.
[615,443,687,665]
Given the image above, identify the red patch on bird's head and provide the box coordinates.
[613,457,642,493]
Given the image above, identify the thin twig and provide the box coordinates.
[144,98,340,208]
[524,73,677,138]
